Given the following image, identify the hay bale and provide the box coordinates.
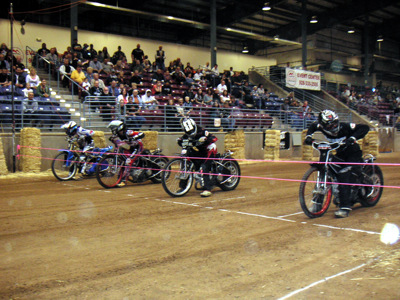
[92,131,107,148]
[19,128,41,173]
[264,130,280,160]
[224,130,245,160]
[0,137,9,175]
[142,131,158,151]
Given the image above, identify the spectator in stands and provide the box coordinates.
[0,67,11,93]
[210,101,222,121]
[26,67,40,95]
[131,59,144,75]
[0,43,9,56]
[174,71,186,85]
[204,88,214,105]
[0,54,10,70]
[116,71,126,86]
[112,46,126,65]
[155,45,166,70]
[128,83,138,96]
[231,71,243,86]
[100,58,113,75]
[89,79,104,97]
[98,86,114,121]
[81,78,91,99]
[59,58,75,88]
[114,60,123,73]
[142,59,151,73]
[240,81,253,107]
[23,91,40,126]
[131,44,144,64]
[184,62,194,77]
[212,89,221,104]
[193,69,202,83]
[35,43,49,67]
[163,70,172,83]
[172,67,184,80]
[167,61,175,73]
[130,70,142,85]
[98,46,111,62]
[13,66,27,96]
[141,89,159,110]
[341,86,350,104]
[220,101,236,132]
[14,56,25,71]
[108,80,119,97]
[71,52,81,69]
[71,64,86,94]
[106,70,118,86]
[45,47,59,67]
[161,81,172,96]
[211,64,219,76]
[125,95,146,130]
[6,50,17,70]
[152,69,165,83]
[89,44,97,59]
[183,96,193,109]
[91,72,106,89]
[184,86,195,101]
[131,89,143,107]
[148,61,158,73]
[85,67,95,84]
[220,89,231,104]
[22,82,34,98]
[116,87,129,116]
[89,56,102,73]
[152,80,163,95]
[202,62,211,75]
[185,72,196,87]
[71,39,82,55]
[194,88,205,105]
[217,79,227,94]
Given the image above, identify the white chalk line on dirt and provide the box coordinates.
[277,261,368,300]
[192,196,246,205]
[155,198,384,236]
[277,211,303,218]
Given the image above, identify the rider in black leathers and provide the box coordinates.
[177,117,218,197]
[304,109,369,218]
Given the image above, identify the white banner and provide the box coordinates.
[285,68,321,91]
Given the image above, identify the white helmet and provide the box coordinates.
[107,120,125,134]
[319,109,339,135]
[180,117,197,137]
[61,121,77,135]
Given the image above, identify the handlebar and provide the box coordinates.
[312,140,345,151]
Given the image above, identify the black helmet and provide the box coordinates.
[107,120,125,134]
[318,109,339,135]
[180,117,197,137]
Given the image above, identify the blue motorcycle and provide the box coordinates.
[52,137,113,181]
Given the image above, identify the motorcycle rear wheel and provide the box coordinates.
[150,155,169,184]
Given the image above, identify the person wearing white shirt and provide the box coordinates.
[217,80,227,94]
[141,89,159,110]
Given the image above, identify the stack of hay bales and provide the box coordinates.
[19,128,41,172]
[0,137,8,175]
[224,130,245,160]
[142,131,158,151]
[362,130,379,157]
[264,130,280,160]
[92,131,107,148]
[301,130,314,161]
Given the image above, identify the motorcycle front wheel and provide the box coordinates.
[216,158,241,191]
[161,158,193,197]
[96,154,125,189]
[52,152,78,181]
[359,165,384,207]
[299,167,333,218]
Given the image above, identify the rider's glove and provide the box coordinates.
[198,136,207,144]
[345,136,356,147]
[304,135,313,145]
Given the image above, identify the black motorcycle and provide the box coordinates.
[299,139,384,218]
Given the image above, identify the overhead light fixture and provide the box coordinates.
[310,16,318,24]
[347,27,355,34]
[262,2,271,11]
[377,35,384,42]
[242,46,249,54]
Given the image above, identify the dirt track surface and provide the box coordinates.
[1,153,400,299]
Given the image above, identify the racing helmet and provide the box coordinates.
[318,109,339,135]
[61,121,78,136]
[180,117,197,137]
[107,120,125,134]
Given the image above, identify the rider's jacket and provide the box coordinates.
[71,126,94,150]
[306,122,369,159]
[177,127,218,157]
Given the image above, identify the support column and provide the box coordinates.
[301,0,307,69]
[70,0,78,47]
[210,0,217,66]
